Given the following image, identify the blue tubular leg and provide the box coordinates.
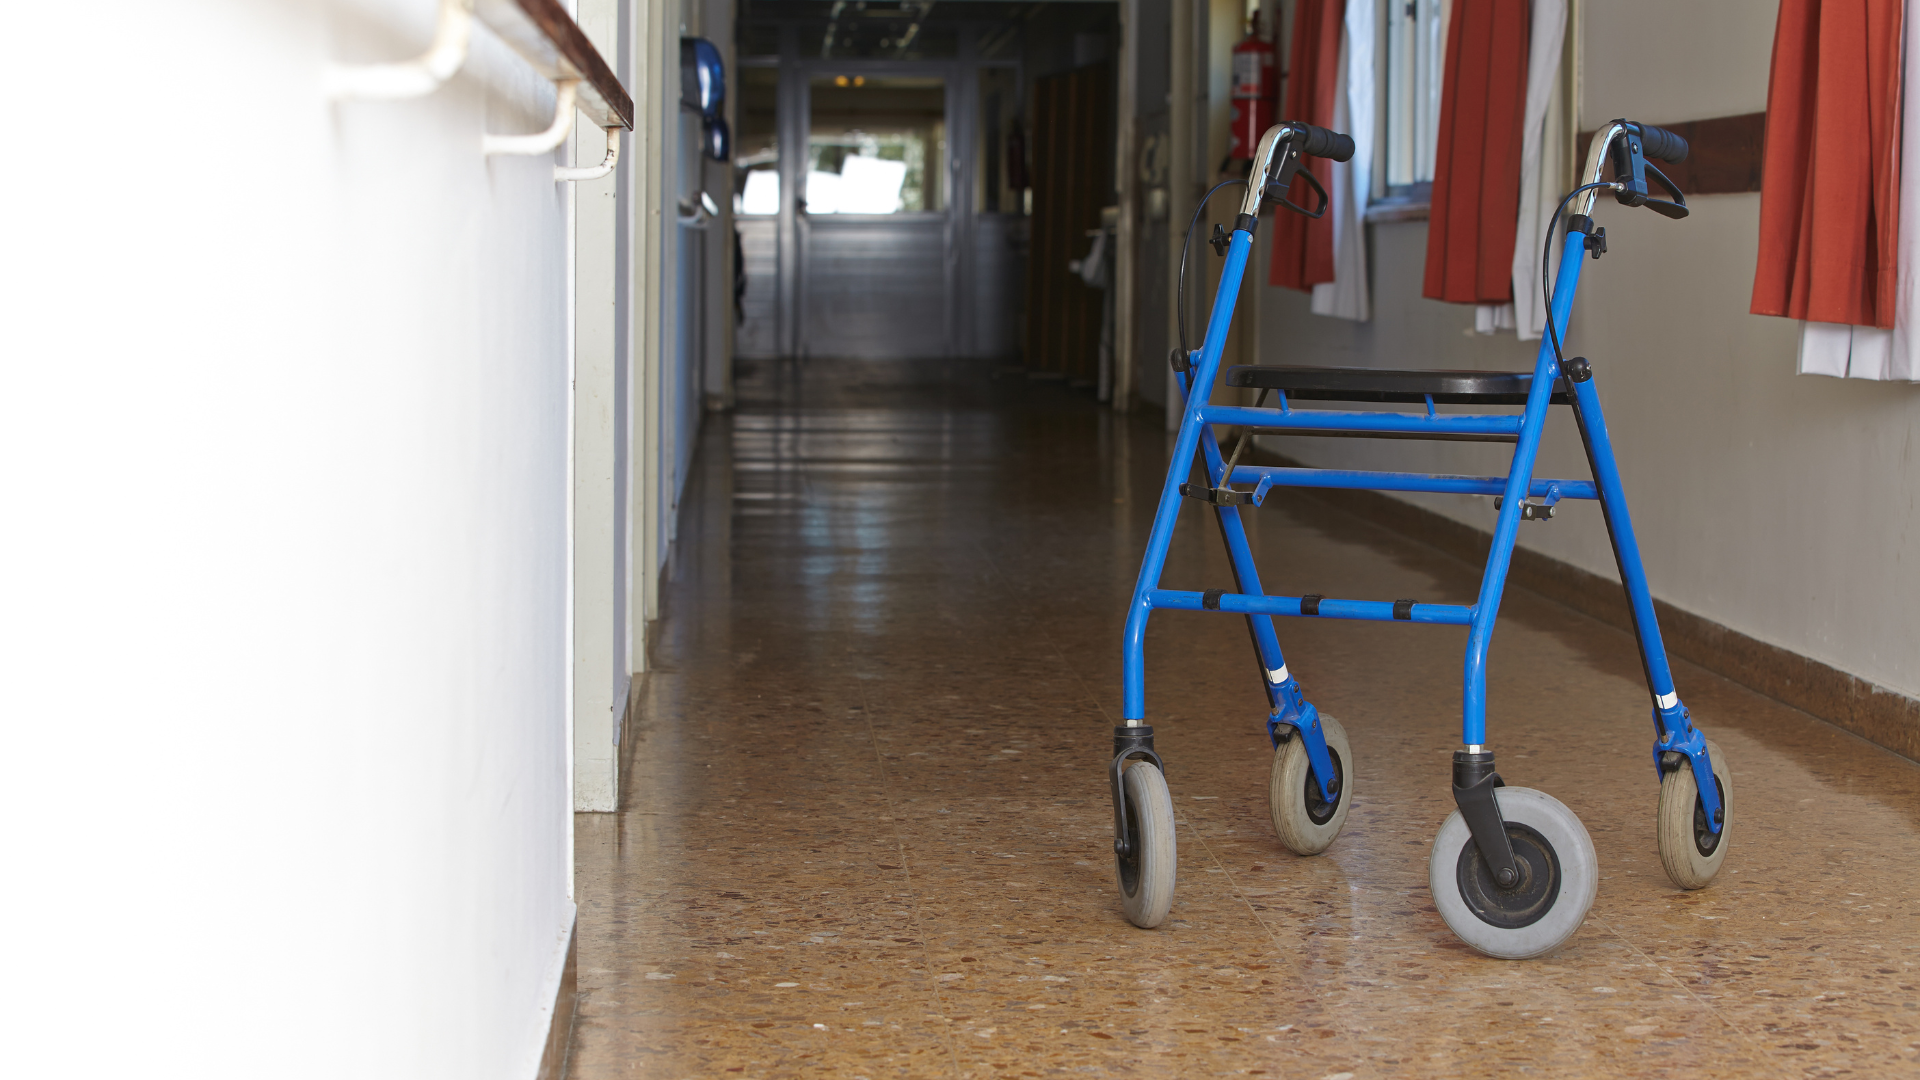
[1444,237,1588,889]
[1203,425,1340,798]
[1459,238,1589,747]
[1122,230,1257,722]
[1208,460,1298,715]
[1179,368,1290,707]
[1122,229,1340,805]
[1567,368,1722,829]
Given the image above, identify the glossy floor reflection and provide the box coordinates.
[570,358,1920,1079]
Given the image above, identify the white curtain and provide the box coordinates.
[1309,0,1376,321]
[1799,0,1920,381]
[1475,0,1568,338]
[1509,0,1569,340]
[1798,322,1905,378]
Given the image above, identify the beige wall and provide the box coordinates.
[1579,0,1775,128]
[1253,1,1920,700]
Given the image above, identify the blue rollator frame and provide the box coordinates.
[1110,120,1728,948]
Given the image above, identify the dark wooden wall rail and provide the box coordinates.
[1578,112,1765,196]
[478,0,634,130]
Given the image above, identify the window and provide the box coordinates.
[1382,0,1449,193]
[734,67,779,216]
[804,75,946,214]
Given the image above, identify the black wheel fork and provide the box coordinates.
[1110,726,1165,858]
[1453,749,1522,889]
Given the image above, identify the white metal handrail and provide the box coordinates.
[483,80,578,156]
[556,126,622,182]
[324,0,474,100]
[327,0,634,181]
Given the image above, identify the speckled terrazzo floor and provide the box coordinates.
[569,358,1920,1079]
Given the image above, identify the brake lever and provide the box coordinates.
[1641,161,1689,219]
[1265,165,1329,219]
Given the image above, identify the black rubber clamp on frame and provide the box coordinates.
[1202,589,1225,610]
[1300,594,1324,616]
[1110,726,1166,858]
[1452,751,1522,889]
[1234,212,1258,237]
[1179,482,1253,506]
[1392,599,1415,620]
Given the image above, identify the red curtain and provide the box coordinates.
[1751,0,1903,327]
[1422,0,1530,304]
[1268,0,1345,291]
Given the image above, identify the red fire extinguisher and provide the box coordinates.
[1229,14,1277,162]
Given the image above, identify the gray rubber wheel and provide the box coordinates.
[1657,739,1731,890]
[1268,715,1353,855]
[1115,759,1177,928]
[1428,787,1597,960]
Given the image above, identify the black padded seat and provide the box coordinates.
[1224,365,1569,405]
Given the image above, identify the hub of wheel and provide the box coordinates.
[1302,747,1344,825]
[1116,792,1143,893]
[1692,774,1726,857]
[1456,822,1563,929]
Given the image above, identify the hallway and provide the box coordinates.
[570,359,1920,1079]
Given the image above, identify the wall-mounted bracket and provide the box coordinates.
[676,192,720,228]
[556,126,621,182]
[483,80,578,156]
[325,0,474,101]
[475,0,633,130]
[323,0,634,145]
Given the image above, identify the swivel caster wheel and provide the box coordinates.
[1268,714,1353,855]
[1657,738,1731,890]
[1115,759,1177,928]
[1429,787,1597,959]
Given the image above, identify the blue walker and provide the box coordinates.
[1110,120,1731,958]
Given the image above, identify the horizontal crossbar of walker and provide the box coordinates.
[1148,589,1475,625]
[1199,404,1525,437]
[1224,466,1598,500]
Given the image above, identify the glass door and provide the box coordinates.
[732,66,783,359]
[797,72,954,360]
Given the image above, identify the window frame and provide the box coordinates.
[1371,0,1448,217]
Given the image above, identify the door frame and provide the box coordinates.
[756,29,1021,359]
[787,58,961,359]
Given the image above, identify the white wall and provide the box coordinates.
[614,0,713,735]
[702,0,739,410]
[1,2,577,1076]
[651,0,710,588]
[632,0,677,643]
[1254,0,1920,700]
[573,0,626,813]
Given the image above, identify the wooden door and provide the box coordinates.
[1024,64,1113,379]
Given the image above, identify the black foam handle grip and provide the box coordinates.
[1632,122,1689,163]
[1292,123,1355,162]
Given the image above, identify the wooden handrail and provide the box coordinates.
[476,0,634,131]
[1576,113,1764,196]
